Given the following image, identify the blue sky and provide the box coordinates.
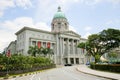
[0,0,120,52]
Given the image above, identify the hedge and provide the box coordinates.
[0,64,56,77]
[90,63,120,73]
[0,54,56,77]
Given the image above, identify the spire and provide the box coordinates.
[58,6,61,12]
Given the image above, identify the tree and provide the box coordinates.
[28,46,38,57]
[28,46,54,58]
[78,28,120,63]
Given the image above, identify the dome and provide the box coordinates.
[53,7,66,19]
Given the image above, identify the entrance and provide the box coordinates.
[76,58,79,64]
[70,58,74,64]
[64,58,68,64]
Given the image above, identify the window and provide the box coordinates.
[58,23,61,29]
[32,41,36,46]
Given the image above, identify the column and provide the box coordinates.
[72,39,74,54]
[60,37,62,64]
[61,37,64,64]
[73,39,76,64]
[67,38,70,64]
[36,41,38,46]
[62,37,64,57]
[41,41,43,47]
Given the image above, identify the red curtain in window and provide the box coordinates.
[37,41,41,48]
[47,42,50,48]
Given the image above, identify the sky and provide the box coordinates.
[0,0,120,52]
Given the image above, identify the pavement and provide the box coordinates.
[1,65,120,80]
[77,65,120,80]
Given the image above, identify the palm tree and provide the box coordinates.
[28,46,38,57]
[37,47,43,56]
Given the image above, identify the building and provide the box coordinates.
[6,40,16,55]
[15,7,86,65]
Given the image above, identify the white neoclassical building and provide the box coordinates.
[15,7,87,65]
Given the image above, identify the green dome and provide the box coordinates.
[53,6,66,19]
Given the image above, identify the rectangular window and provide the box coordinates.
[32,41,36,46]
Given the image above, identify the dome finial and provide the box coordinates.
[58,6,61,12]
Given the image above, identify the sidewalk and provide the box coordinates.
[77,65,120,80]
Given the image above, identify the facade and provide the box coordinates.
[6,40,16,55]
[15,7,87,65]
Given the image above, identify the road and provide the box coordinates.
[10,66,110,80]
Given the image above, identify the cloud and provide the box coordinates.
[83,32,91,39]
[69,25,77,32]
[14,0,33,9]
[0,17,51,51]
[77,0,120,6]
[0,41,9,52]
[0,0,32,17]
[34,0,81,22]
[0,29,16,52]
[35,22,50,31]
[109,0,120,5]
[0,0,15,17]
[84,0,103,5]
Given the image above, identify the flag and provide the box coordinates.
[47,42,50,48]
[37,41,41,48]
[6,50,11,57]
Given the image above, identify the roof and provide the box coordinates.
[60,30,81,38]
[15,27,53,35]
[53,6,66,19]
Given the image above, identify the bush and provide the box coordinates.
[0,54,56,77]
[90,63,120,73]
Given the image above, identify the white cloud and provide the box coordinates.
[0,29,16,52]
[69,25,77,32]
[0,0,32,17]
[0,0,15,17]
[0,0,15,10]
[14,0,33,9]
[35,22,50,31]
[34,0,81,22]
[84,0,103,5]
[0,17,51,51]
[109,0,120,5]
[77,0,120,6]
[83,32,91,39]
[0,41,9,52]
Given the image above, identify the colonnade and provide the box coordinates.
[59,37,80,64]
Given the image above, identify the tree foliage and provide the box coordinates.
[28,46,54,57]
[78,28,120,63]
[0,54,54,72]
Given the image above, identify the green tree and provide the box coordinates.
[28,46,38,57]
[78,28,120,63]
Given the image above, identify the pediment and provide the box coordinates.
[60,31,81,37]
